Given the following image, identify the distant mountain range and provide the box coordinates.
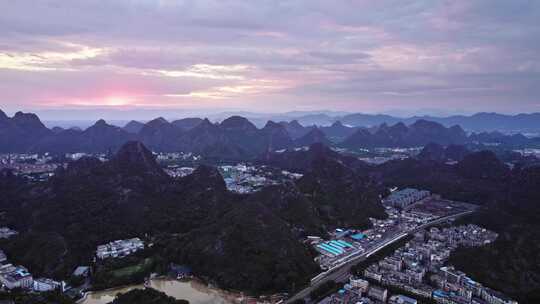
[1,109,539,156]
[338,112,540,133]
[275,111,540,133]
[33,110,540,134]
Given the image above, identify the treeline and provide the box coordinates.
[0,290,74,304]
[91,249,168,290]
[108,289,188,304]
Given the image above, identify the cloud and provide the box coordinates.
[0,0,539,114]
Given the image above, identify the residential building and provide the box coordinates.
[368,286,388,302]
[0,265,33,290]
[481,288,519,304]
[389,295,418,304]
[0,227,18,239]
[33,278,62,292]
[350,277,370,293]
[72,266,90,277]
[96,238,144,260]
[383,188,430,208]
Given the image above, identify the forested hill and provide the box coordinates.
[0,141,386,294]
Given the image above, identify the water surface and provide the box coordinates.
[79,279,237,304]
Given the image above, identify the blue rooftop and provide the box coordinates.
[351,233,365,240]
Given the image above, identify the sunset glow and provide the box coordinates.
[0,1,538,117]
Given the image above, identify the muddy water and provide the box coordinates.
[79,279,238,304]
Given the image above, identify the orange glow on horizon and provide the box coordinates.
[104,96,132,106]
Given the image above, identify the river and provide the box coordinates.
[79,278,239,304]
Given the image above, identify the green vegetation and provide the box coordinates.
[448,211,540,303]
[111,258,154,277]
[0,290,74,304]
[92,254,167,290]
[66,274,85,288]
[0,143,326,294]
[297,157,387,229]
[107,289,188,304]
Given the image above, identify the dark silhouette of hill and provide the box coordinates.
[138,117,184,151]
[0,141,385,294]
[417,143,470,162]
[259,143,368,173]
[260,121,294,151]
[280,120,313,139]
[34,119,135,153]
[108,289,188,304]
[374,150,510,204]
[1,109,539,157]
[297,157,386,228]
[294,128,332,147]
[219,116,262,154]
[171,117,203,131]
[0,111,52,152]
[342,120,468,148]
[176,118,248,159]
[319,121,357,142]
[469,131,533,147]
[122,120,145,134]
[339,112,540,133]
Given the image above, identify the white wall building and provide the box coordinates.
[96,238,144,260]
[383,188,431,208]
[33,278,62,292]
[0,265,33,290]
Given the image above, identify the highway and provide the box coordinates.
[286,210,474,303]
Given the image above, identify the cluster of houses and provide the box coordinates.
[0,235,144,294]
[0,250,63,292]
[360,225,515,304]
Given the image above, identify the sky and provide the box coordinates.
[1,0,539,119]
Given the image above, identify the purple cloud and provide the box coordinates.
[0,0,539,116]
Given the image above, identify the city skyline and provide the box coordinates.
[1,1,539,116]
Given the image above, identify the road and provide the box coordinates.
[286,210,474,303]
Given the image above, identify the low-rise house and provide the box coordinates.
[0,265,33,290]
[73,266,91,277]
[389,295,418,304]
[0,227,18,239]
[481,288,518,304]
[367,286,388,302]
[383,188,430,208]
[349,277,370,293]
[33,278,62,292]
[96,238,144,260]
[0,250,6,263]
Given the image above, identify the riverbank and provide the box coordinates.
[78,278,241,304]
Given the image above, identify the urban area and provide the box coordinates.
[309,188,517,304]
